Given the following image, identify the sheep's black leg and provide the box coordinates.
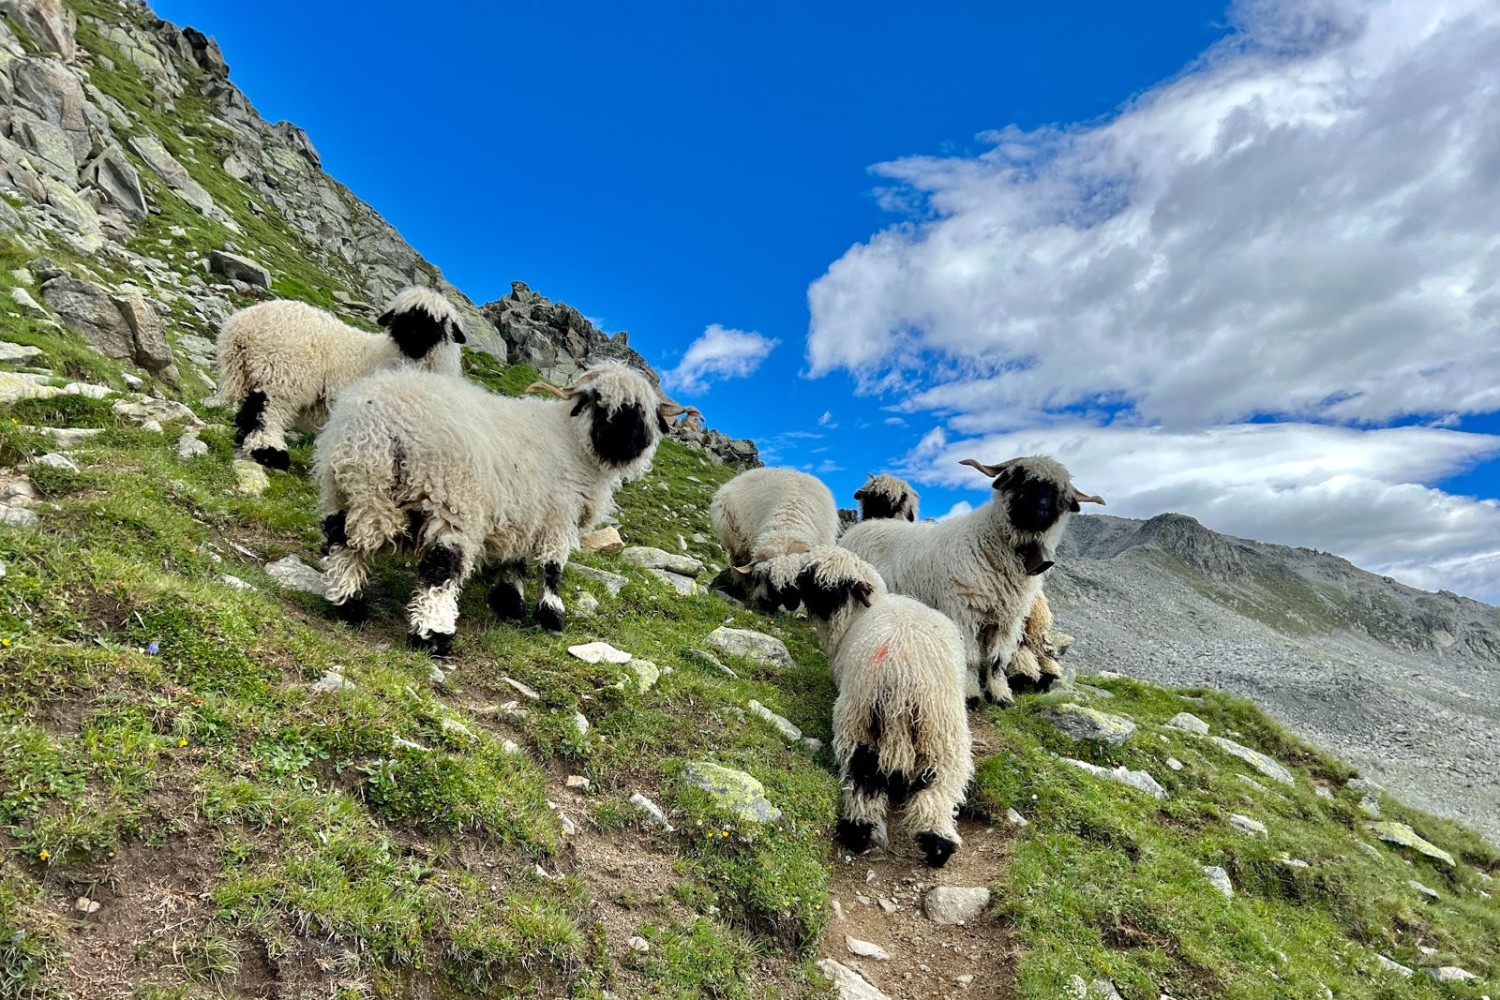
[915,831,959,868]
[535,561,566,632]
[320,511,348,555]
[408,542,465,656]
[233,390,268,447]
[487,560,527,622]
[837,742,887,854]
[249,446,291,471]
[837,818,875,853]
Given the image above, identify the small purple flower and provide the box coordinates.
[147,641,159,656]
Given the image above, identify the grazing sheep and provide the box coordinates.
[839,456,1103,707]
[794,545,972,867]
[854,472,919,522]
[315,361,696,654]
[710,467,839,611]
[219,286,467,470]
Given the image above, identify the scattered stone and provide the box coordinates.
[114,397,200,426]
[1203,865,1234,898]
[502,739,521,754]
[580,526,623,554]
[570,564,628,595]
[220,574,253,591]
[1314,785,1334,800]
[0,372,60,403]
[0,506,39,528]
[1060,757,1167,800]
[647,567,700,596]
[956,974,974,987]
[557,812,577,836]
[74,897,100,915]
[626,659,660,693]
[629,792,674,832]
[1424,967,1477,982]
[686,648,737,677]
[264,555,328,597]
[572,711,590,737]
[1375,954,1413,977]
[309,670,347,695]
[393,736,430,752]
[923,886,990,925]
[845,935,891,960]
[501,676,540,700]
[440,718,477,742]
[0,340,44,362]
[677,534,688,552]
[1230,814,1267,836]
[803,737,824,753]
[428,665,446,685]
[1165,756,1183,771]
[1006,807,1029,828]
[622,545,703,576]
[7,288,47,320]
[208,249,270,288]
[176,429,209,459]
[1406,880,1440,901]
[576,592,600,614]
[816,959,890,1000]
[63,381,111,399]
[1235,774,1268,793]
[627,935,650,954]
[682,762,782,824]
[1359,796,1381,818]
[1209,736,1294,786]
[877,898,897,914]
[566,775,590,791]
[1043,703,1137,746]
[748,699,801,741]
[568,641,632,664]
[706,626,794,668]
[1167,712,1210,735]
[1278,857,1311,869]
[1372,822,1456,866]
[1357,841,1383,860]
[1347,777,1385,795]
[232,459,270,496]
[30,452,77,472]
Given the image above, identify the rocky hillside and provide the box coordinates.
[1046,513,1500,845]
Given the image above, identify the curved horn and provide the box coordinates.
[959,457,1017,478]
[866,472,877,480]
[525,381,572,400]
[1074,491,1106,505]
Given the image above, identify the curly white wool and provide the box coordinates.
[710,466,838,608]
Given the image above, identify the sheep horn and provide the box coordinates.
[959,457,1017,478]
[1075,491,1106,505]
[525,381,571,400]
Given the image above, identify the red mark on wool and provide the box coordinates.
[872,645,890,663]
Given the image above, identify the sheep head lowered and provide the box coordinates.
[527,363,700,471]
[378,286,468,360]
[733,542,813,613]
[958,455,1104,575]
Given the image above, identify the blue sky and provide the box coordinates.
[155,0,1500,602]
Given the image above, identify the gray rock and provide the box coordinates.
[922,886,990,925]
[1043,703,1136,746]
[686,647,736,678]
[844,935,890,960]
[1423,966,1477,982]
[622,545,703,576]
[816,959,890,1000]
[1165,756,1183,771]
[111,290,170,372]
[570,564,628,596]
[40,275,132,361]
[1375,954,1413,977]
[232,459,270,496]
[568,641,632,664]
[579,526,623,554]
[629,792,674,832]
[14,116,76,181]
[80,146,147,222]
[129,135,225,222]
[1209,737,1294,786]
[220,575,253,591]
[309,670,348,694]
[0,339,44,362]
[114,397,200,427]
[208,249,271,289]
[625,659,659,694]
[0,505,39,527]
[571,711,590,737]
[1229,814,1266,836]
[1167,712,1210,735]
[1408,879,1440,900]
[1060,757,1167,799]
[264,555,328,597]
[30,452,76,472]
[1203,865,1234,898]
[627,935,649,954]
[682,762,782,823]
[176,429,209,459]
[7,288,48,320]
[747,700,801,741]
[647,567,700,596]
[706,626,794,668]
[0,0,77,58]
[575,592,600,614]
[1371,822,1456,866]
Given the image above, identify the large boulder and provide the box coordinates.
[39,276,171,372]
[179,26,228,79]
[13,116,75,181]
[10,58,89,157]
[0,0,76,60]
[681,762,782,824]
[80,145,147,222]
[209,249,270,289]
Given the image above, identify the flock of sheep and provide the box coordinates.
[216,285,1104,868]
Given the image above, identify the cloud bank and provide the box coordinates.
[663,324,779,395]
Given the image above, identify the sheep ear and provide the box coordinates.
[853,488,867,501]
[853,581,873,607]
[449,320,467,345]
[376,310,394,329]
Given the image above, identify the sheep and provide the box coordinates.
[709,467,839,611]
[314,361,697,654]
[854,471,1064,693]
[219,286,467,470]
[839,456,1104,707]
[792,545,972,867]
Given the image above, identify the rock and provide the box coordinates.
[1229,814,1266,836]
[686,648,736,677]
[1314,785,1334,799]
[0,339,44,362]
[955,974,974,987]
[428,664,446,684]
[501,676,540,700]
[63,381,111,399]
[1042,703,1136,746]
[1165,756,1183,771]
[208,249,271,289]
[844,935,890,960]
[1235,774,1268,793]
[580,526,623,554]
[706,626,793,668]
[0,505,38,527]
[1278,857,1311,869]
[0,371,59,403]
[922,886,990,925]
[111,291,170,372]
[30,452,76,472]
[1408,879,1440,900]
[572,711,590,737]
[1371,822,1456,866]
[220,575,252,591]
[816,959,890,1000]
[0,0,77,58]
[180,26,229,78]
[114,397,201,426]
[568,641,632,664]
[1375,954,1413,977]
[747,700,801,741]
[15,116,77,181]
[682,762,782,824]
[557,812,577,835]
[80,145,147,222]
[622,545,703,576]
[7,288,47,320]
[626,659,660,693]
[233,459,270,496]
[629,792,674,832]
[1006,807,1029,828]
[1166,712,1210,735]
[1359,796,1381,818]
[1209,737,1294,786]
[176,429,208,459]
[264,555,328,597]
[803,737,824,753]
[1347,777,1385,796]
[576,592,600,614]
[1203,865,1234,898]
[565,775,590,791]
[570,564,628,596]
[1423,967,1477,982]
[645,567,698,596]
[40,275,130,360]
[309,670,347,694]
[1060,757,1167,800]
[627,935,649,954]
[129,136,226,222]
[73,896,99,915]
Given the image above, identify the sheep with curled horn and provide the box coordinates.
[838,455,1103,707]
[219,286,468,470]
[315,361,696,654]
[709,466,840,611]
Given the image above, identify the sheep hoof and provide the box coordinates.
[249,446,291,471]
[1007,673,1041,694]
[916,832,958,868]
[535,603,566,633]
[487,585,526,622]
[1034,672,1059,692]
[329,597,368,627]
[408,630,454,657]
[836,819,874,853]
[965,696,981,711]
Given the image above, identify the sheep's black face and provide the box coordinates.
[995,466,1065,534]
[752,574,803,614]
[856,490,911,522]
[795,566,873,620]
[575,393,655,467]
[381,307,464,359]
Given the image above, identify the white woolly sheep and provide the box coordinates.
[793,545,972,867]
[855,471,1063,693]
[839,456,1103,707]
[219,286,467,470]
[710,466,839,611]
[314,361,697,654]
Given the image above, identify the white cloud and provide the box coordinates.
[884,416,907,427]
[938,500,974,521]
[819,411,837,428]
[905,422,1500,601]
[662,324,779,395]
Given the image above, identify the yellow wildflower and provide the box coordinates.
[177,738,188,748]
[38,849,49,861]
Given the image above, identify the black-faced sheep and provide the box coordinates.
[314,361,696,654]
[219,286,466,470]
[794,545,972,867]
[854,471,1064,693]
[839,456,1103,707]
[709,467,839,611]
